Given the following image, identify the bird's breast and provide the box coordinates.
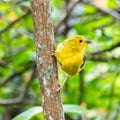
[61,54,84,76]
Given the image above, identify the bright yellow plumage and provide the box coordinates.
[55,35,91,76]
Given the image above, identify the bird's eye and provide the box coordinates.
[79,40,82,43]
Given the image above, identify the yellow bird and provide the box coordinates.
[55,35,91,76]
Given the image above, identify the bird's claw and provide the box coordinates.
[51,53,55,56]
[55,84,62,92]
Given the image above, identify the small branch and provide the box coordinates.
[90,56,120,62]
[92,42,120,55]
[113,98,120,120]
[0,10,31,34]
[16,0,29,4]
[0,66,36,106]
[78,70,84,104]
[65,114,74,120]
[0,97,23,106]
[22,66,37,99]
[55,0,80,35]
[0,61,7,67]
[88,2,120,20]
[0,62,35,86]
[57,11,113,36]
[105,73,119,120]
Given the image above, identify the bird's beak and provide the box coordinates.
[86,40,91,44]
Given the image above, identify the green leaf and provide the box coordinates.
[12,107,43,120]
[12,105,88,120]
[63,104,88,115]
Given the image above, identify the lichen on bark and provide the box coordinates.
[30,0,64,120]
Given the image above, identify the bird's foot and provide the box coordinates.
[51,52,55,57]
[55,84,62,92]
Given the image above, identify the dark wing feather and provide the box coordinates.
[80,55,86,69]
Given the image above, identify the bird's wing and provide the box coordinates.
[80,55,86,69]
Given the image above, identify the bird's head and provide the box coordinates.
[70,35,91,52]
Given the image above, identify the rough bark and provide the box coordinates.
[30,0,64,120]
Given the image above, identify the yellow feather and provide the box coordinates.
[55,35,91,76]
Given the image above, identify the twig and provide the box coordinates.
[105,73,119,120]
[0,97,23,106]
[90,56,120,62]
[92,42,120,55]
[57,11,113,36]
[55,0,80,35]
[0,62,35,86]
[0,65,36,106]
[78,70,84,104]
[22,66,37,99]
[0,61,7,67]
[16,0,29,4]
[87,2,120,20]
[0,10,31,34]
[113,98,120,120]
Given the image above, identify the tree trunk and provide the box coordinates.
[30,0,64,120]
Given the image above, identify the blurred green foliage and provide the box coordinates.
[0,0,120,120]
